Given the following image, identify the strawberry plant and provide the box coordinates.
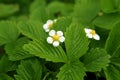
[0,0,120,80]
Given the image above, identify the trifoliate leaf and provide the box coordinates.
[105,22,120,56]
[0,55,18,73]
[0,4,19,18]
[65,23,89,61]
[5,37,33,61]
[18,21,47,41]
[82,48,111,72]
[73,0,100,24]
[57,61,85,80]
[93,13,120,30]
[14,58,42,80]
[0,21,20,46]
[23,40,67,63]
[0,73,13,80]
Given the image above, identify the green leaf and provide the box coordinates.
[73,0,100,24]
[53,17,72,32]
[15,58,42,80]
[23,40,67,63]
[5,37,33,61]
[47,1,65,17]
[29,6,48,23]
[57,61,85,80]
[104,65,120,80]
[114,0,120,12]
[0,4,19,18]
[30,0,46,13]
[46,1,73,18]
[18,21,46,41]
[65,23,89,60]
[0,73,13,80]
[93,13,120,30]
[105,40,120,80]
[0,55,18,73]
[82,48,111,72]
[105,22,120,56]
[112,45,120,58]
[111,58,120,67]
[100,0,119,13]
[0,21,20,46]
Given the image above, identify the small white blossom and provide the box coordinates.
[84,28,100,40]
[43,19,57,32]
[47,30,65,47]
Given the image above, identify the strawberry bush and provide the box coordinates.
[0,0,120,80]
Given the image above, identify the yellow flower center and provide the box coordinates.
[90,30,96,35]
[53,35,60,41]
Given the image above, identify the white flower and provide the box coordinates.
[43,19,57,32]
[84,28,100,40]
[47,30,65,47]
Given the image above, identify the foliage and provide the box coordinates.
[0,0,120,80]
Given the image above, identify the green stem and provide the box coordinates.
[43,72,50,80]
[95,74,99,80]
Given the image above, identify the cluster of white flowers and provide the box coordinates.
[43,20,65,47]
[43,20,100,47]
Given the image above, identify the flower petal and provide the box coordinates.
[43,24,48,29]
[47,37,53,44]
[53,41,59,47]
[45,29,50,32]
[86,34,92,38]
[84,28,91,34]
[57,31,63,36]
[93,34,100,40]
[47,20,53,24]
[49,30,56,36]
[59,36,65,42]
